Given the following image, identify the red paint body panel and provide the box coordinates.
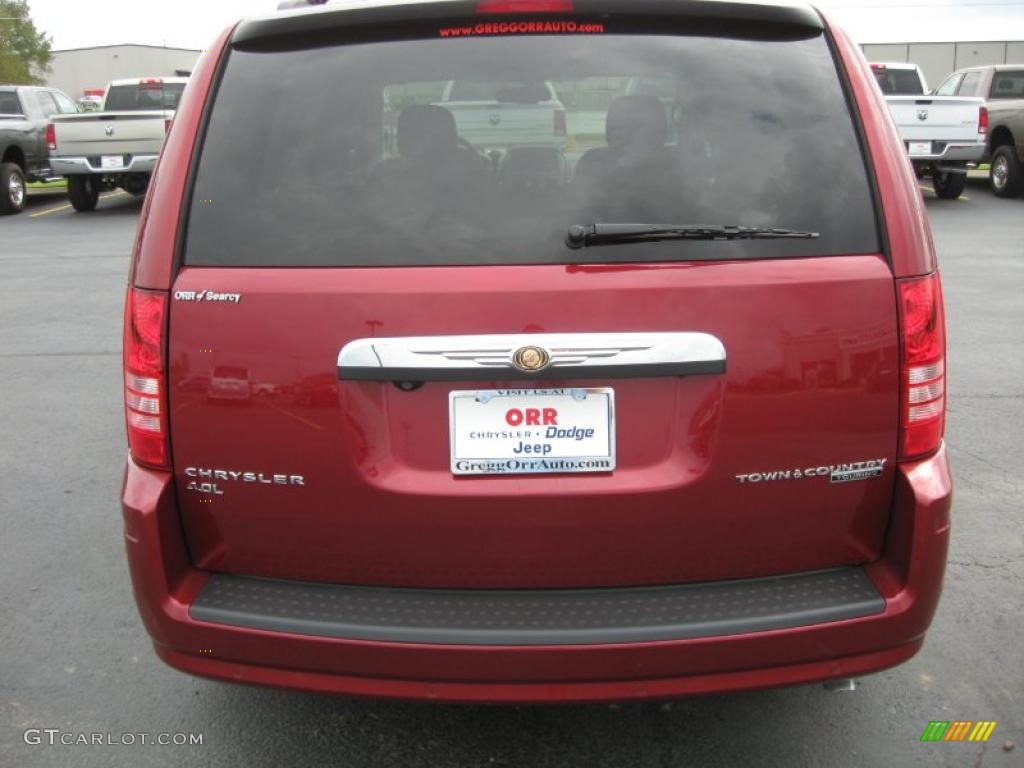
[120,6,954,700]
[122,444,950,702]
[154,642,923,702]
[168,256,900,587]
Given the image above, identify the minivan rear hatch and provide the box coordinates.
[167,2,899,588]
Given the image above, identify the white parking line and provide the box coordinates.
[28,203,72,218]
[28,190,129,218]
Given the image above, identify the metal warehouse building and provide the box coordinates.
[45,45,201,100]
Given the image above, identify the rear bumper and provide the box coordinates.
[121,444,952,702]
[51,155,158,175]
[906,141,986,165]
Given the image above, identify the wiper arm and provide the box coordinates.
[565,223,819,250]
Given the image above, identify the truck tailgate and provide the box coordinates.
[885,96,983,141]
[51,111,169,157]
[442,100,564,150]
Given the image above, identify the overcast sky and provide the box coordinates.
[26,0,1024,51]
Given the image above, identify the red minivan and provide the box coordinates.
[121,0,951,702]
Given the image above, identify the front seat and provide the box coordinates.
[573,94,683,221]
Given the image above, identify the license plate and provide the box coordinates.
[908,141,932,157]
[450,388,615,475]
[101,155,124,169]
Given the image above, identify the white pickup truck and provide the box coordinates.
[48,77,187,211]
[870,62,986,199]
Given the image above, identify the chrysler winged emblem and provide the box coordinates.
[512,345,550,373]
[104,125,115,136]
[917,109,929,121]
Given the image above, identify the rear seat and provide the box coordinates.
[573,94,684,221]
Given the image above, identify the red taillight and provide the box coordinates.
[978,106,988,137]
[553,108,567,136]
[46,123,56,151]
[124,287,169,469]
[476,0,574,12]
[165,117,172,134]
[898,273,946,459]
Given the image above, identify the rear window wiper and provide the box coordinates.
[565,223,820,250]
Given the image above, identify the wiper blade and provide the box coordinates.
[565,223,819,249]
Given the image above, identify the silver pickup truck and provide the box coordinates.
[49,77,186,211]
[870,62,986,199]
[1,85,79,214]
[934,64,1024,198]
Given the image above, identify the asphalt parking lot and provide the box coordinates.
[1,180,1021,768]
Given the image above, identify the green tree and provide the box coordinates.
[0,0,52,85]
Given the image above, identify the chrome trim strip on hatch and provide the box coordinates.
[337,333,726,382]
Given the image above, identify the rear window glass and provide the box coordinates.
[872,67,924,95]
[0,91,22,114]
[990,70,1024,99]
[106,82,185,111]
[185,30,879,267]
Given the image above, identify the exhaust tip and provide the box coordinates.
[823,678,858,692]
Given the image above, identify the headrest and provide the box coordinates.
[397,105,458,158]
[605,95,668,153]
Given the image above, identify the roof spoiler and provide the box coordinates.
[238,0,823,50]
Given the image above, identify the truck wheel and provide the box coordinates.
[122,173,149,197]
[0,162,27,215]
[989,146,1022,198]
[67,176,100,212]
[931,170,966,200]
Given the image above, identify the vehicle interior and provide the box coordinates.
[186,32,879,266]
